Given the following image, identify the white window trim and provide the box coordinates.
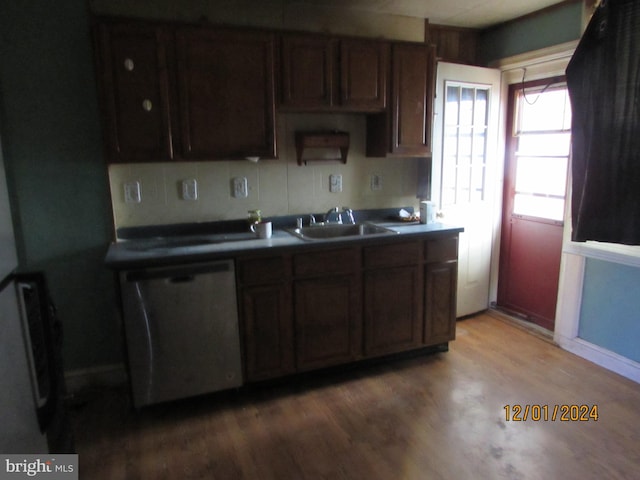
[563,243,640,268]
[493,40,640,383]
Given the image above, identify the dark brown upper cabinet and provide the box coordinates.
[366,42,436,157]
[94,18,435,163]
[94,19,277,162]
[340,38,388,111]
[280,33,388,112]
[280,34,335,110]
[95,22,174,163]
[175,27,276,160]
[425,22,479,66]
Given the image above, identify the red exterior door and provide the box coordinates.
[497,78,571,331]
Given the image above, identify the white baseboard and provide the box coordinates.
[64,363,127,394]
[555,335,640,384]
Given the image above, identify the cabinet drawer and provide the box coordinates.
[237,256,290,285]
[425,237,458,263]
[294,248,359,276]
[363,241,421,269]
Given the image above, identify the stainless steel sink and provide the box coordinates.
[286,222,397,241]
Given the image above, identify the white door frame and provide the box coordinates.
[489,40,578,309]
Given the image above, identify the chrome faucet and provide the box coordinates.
[325,207,342,224]
[342,207,355,224]
[296,214,317,228]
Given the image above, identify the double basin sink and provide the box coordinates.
[285,222,397,241]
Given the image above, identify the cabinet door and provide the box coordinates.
[280,35,336,110]
[424,261,457,345]
[390,43,436,156]
[175,28,276,159]
[294,275,361,371]
[340,39,388,111]
[240,283,295,382]
[364,265,423,357]
[96,23,173,162]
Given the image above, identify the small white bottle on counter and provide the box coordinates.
[419,201,436,224]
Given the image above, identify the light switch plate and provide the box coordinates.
[232,177,248,198]
[182,179,198,201]
[370,174,382,191]
[329,174,342,193]
[124,181,141,203]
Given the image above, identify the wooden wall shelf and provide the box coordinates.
[295,131,350,165]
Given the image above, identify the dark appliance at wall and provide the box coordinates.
[0,135,73,453]
[15,272,74,453]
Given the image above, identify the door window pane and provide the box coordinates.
[459,88,475,125]
[474,89,488,125]
[515,156,568,197]
[514,194,565,221]
[515,87,572,134]
[517,133,571,156]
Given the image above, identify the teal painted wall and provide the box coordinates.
[478,2,583,65]
[0,2,121,370]
[579,259,640,363]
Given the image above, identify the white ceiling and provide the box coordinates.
[288,0,569,29]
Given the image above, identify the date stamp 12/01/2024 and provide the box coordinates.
[504,404,599,422]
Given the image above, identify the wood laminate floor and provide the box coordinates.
[70,314,640,479]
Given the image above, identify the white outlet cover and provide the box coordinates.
[370,174,382,191]
[182,179,198,201]
[329,174,342,193]
[124,181,141,203]
[232,177,248,198]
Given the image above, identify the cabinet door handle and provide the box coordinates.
[142,99,153,111]
[124,58,135,71]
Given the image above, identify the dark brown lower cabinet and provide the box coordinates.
[240,284,294,382]
[237,255,294,382]
[294,275,362,371]
[238,234,459,384]
[424,260,457,345]
[363,241,424,358]
[364,266,423,356]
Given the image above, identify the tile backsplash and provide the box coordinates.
[108,113,424,229]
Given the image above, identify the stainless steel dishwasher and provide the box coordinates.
[120,260,242,408]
